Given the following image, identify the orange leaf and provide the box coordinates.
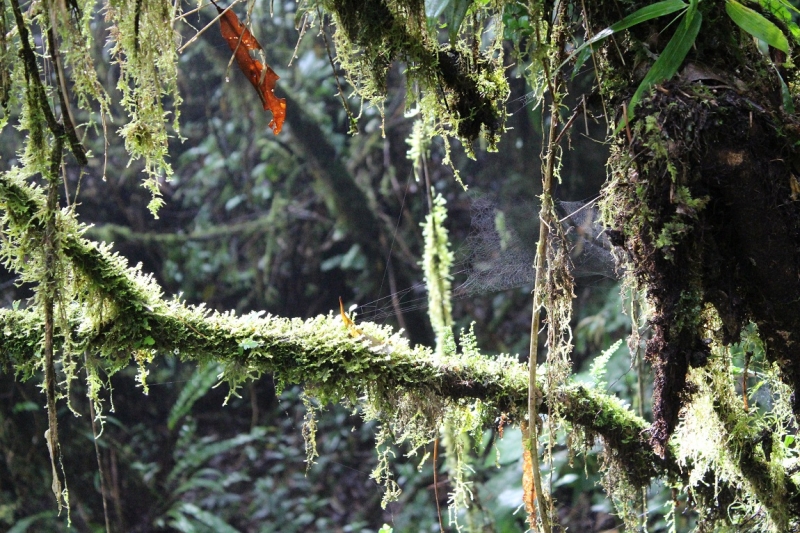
[339,297,364,338]
[213,1,286,135]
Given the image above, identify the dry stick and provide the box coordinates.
[10,0,61,136]
[433,438,445,533]
[176,0,245,53]
[528,4,567,530]
[12,0,72,507]
[319,8,356,127]
[632,295,648,528]
[528,107,557,533]
[386,260,409,332]
[46,20,87,166]
[44,137,65,511]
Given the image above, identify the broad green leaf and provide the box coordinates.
[766,0,800,15]
[178,502,242,533]
[758,0,800,41]
[561,0,688,68]
[166,429,265,486]
[7,512,55,533]
[627,10,703,119]
[687,0,699,24]
[426,0,473,42]
[726,0,790,53]
[447,0,473,42]
[571,40,594,79]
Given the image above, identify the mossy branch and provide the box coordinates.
[4,152,797,524]
[0,172,678,481]
[0,303,682,485]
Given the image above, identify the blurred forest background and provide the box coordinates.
[0,1,662,531]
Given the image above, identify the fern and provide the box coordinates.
[168,363,223,431]
[590,339,623,390]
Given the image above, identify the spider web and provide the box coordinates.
[354,196,617,323]
[453,197,617,298]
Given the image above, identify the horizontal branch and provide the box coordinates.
[86,205,330,245]
[0,169,677,493]
[0,295,678,482]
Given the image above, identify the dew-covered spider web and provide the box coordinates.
[454,197,617,297]
[353,196,618,323]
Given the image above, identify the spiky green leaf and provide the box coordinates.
[627,10,703,117]
[726,0,790,53]
[562,0,688,68]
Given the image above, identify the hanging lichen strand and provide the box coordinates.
[106,0,183,215]
[321,0,508,156]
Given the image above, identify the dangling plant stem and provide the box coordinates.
[527,106,557,533]
[85,352,112,533]
[527,2,568,530]
[43,137,65,513]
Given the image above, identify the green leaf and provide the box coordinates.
[562,0,688,68]
[142,335,155,346]
[589,339,623,388]
[764,0,800,16]
[625,10,703,122]
[766,0,800,42]
[426,0,452,18]
[687,0,699,24]
[775,65,795,113]
[427,0,473,41]
[7,512,55,533]
[447,0,473,42]
[167,363,222,430]
[238,338,261,350]
[571,41,595,79]
[166,430,265,486]
[726,0,790,53]
[177,503,242,533]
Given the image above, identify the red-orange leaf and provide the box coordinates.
[212,0,286,134]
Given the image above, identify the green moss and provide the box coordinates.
[106,0,182,215]
[320,0,508,154]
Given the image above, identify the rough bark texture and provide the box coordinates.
[606,83,800,455]
[587,0,800,458]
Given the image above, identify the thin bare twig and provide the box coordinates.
[176,0,245,54]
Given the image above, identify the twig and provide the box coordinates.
[45,17,87,165]
[176,0,245,54]
[553,105,581,146]
[10,0,63,137]
[527,2,568,530]
[433,438,445,533]
[85,354,112,533]
[43,136,65,512]
[318,8,356,129]
[173,1,214,23]
[288,11,310,67]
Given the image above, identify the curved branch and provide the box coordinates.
[5,161,797,523]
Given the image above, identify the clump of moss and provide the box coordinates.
[600,86,714,457]
[323,0,507,153]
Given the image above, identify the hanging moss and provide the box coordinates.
[322,0,507,151]
[107,0,183,215]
